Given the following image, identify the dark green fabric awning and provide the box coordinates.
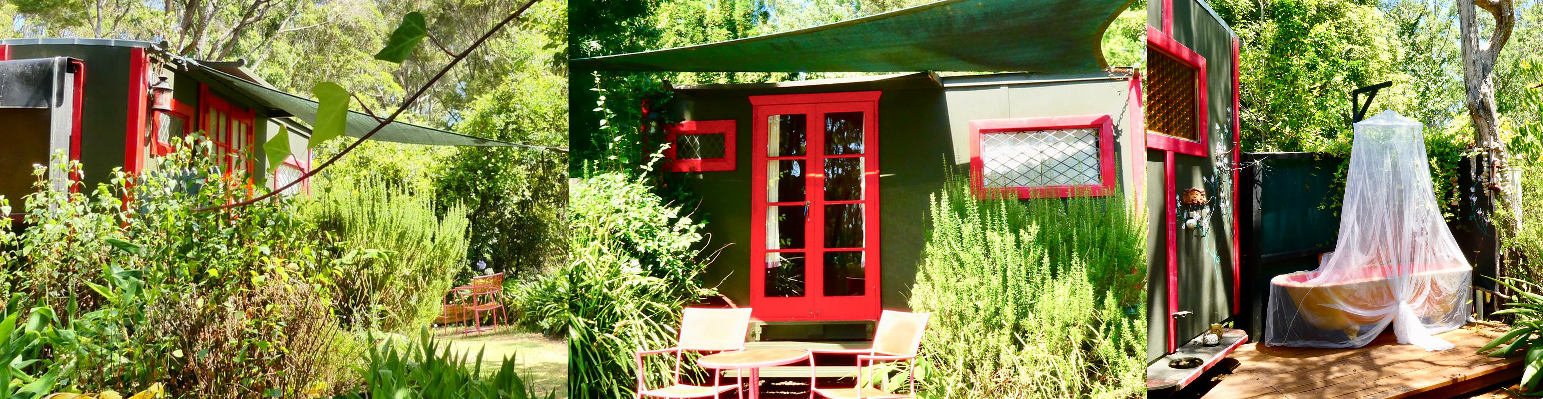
[571,0,1132,73]
[187,62,515,147]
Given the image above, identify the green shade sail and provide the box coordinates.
[187,62,515,147]
[571,0,1133,73]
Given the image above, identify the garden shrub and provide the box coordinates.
[909,173,1146,399]
[568,171,717,399]
[505,272,568,337]
[300,178,470,333]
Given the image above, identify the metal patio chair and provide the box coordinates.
[462,273,505,334]
[808,310,930,399]
[636,307,754,399]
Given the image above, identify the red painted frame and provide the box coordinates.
[150,100,195,156]
[272,153,313,195]
[748,91,881,322]
[1146,25,1208,157]
[968,114,1117,199]
[199,86,257,178]
[665,120,737,172]
[1129,73,1147,197]
[125,48,149,174]
[68,59,84,168]
[1232,37,1243,312]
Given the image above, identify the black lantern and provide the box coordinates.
[149,76,174,112]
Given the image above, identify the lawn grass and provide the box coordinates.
[434,327,569,398]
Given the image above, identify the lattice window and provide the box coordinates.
[667,120,736,172]
[981,128,1102,188]
[1147,47,1199,141]
[970,115,1116,199]
[271,162,307,196]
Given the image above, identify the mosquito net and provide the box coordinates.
[1264,110,1471,350]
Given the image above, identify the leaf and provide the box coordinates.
[1481,326,1534,354]
[1528,344,1543,391]
[308,82,350,149]
[104,238,141,257]
[374,12,428,63]
[265,125,292,176]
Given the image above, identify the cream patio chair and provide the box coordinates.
[636,307,754,399]
[808,310,930,399]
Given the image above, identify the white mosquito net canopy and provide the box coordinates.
[1264,110,1471,351]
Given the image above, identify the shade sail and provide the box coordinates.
[571,0,1133,73]
[187,62,514,147]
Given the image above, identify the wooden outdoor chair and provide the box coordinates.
[808,310,930,399]
[463,273,505,334]
[636,307,753,399]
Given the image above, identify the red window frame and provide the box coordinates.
[1146,25,1209,157]
[748,91,882,322]
[199,86,257,179]
[270,151,312,195]
[968,114,1118,199]
[665,120,736,172]
[150,100,195,156]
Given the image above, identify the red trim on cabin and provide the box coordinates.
[1161,0,1174,35]
[1129,73,1146,197]
[124,48,149,174]
[748,91,881,322]
[150,100,195,156]
[1231,37,1243,312]
[1146,25,1209,157]
[200,85,257,182]
[968,114,1117,199]
[68,59,85,185]
[1166,151,1179,353]
[0,45,9,60]
[665,120,737,172]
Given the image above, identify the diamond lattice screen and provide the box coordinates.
[980,128,1101,188]
[1147,48,1198,140]
[272,164,304,196]
[678,133,727,159]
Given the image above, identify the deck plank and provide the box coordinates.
[1202,324,1523,399]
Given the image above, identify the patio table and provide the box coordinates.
[698,348,810,399]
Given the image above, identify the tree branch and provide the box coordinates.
[1475,0,1514,69]
[194,0,550,212]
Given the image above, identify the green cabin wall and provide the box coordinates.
[1146,0,1241,362]
[4,42,277,193]
[669,75,1136,321]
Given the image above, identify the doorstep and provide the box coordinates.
[1146,328,1248,392]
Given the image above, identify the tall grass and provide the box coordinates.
[567,172,716,399]
[300,178,471,333]
[910,171,1146,399]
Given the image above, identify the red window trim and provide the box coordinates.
[1146,25,1209,157]
[150,100,195,156]
[125,48,149,174]
[747,91,882,322]
[271,153,312,195]
[969,114,1118,199]
[665,120,736,172]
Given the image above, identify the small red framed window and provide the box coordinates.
[150,100,194,156]
[969,114,1117,199]
[665,120,736,172]
[270,153,311,196]
[1145,25,1208,157]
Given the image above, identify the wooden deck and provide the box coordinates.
[1200,323,1524,399]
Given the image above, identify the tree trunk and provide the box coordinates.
[1458,0,1521,297]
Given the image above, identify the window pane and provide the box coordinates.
[764,253,805,297]
[767,160,805,202]
[1146,49,1199,140]
[823,203,863,248]
[677,133,726,159]
[980,128,1101,188]
[824,112,863,155]
[766,205,805,250]
[823,251,865,296]
[768,114,806,156]
[824,158,864,201]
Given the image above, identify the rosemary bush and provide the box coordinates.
[567,171,716,399]
[910,173,1146,399]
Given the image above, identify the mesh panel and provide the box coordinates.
[677,133,727,159]
[272,164,304,196]
[980,128,1101,188]
[1147,48,1198,140]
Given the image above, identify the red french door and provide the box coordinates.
[749,92,881,322]
[200,87,256,178]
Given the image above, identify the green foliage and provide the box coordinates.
[375,12,430,63]
[1479,278,1543,396]
[567,171,716,399]
[349,328,553,399]
[310,82,352,148]
[1101,0,1146,69]
[300,178,471,333]
[910,172,1146,399]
